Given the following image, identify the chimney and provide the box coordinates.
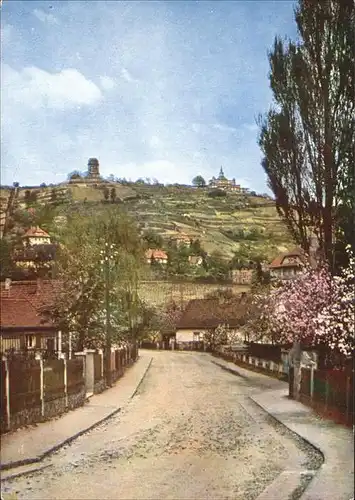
[36,277,43,294]
[4,278,11,292]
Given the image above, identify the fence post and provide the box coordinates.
[325,372,329,411]
[345,375,350,425]
[36,353,45,418]
[310,366,314,401]
[2,355,11,431]
[98,349,104,378]
[64,357,68,408]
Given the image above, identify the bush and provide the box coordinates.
[207,189,227,198]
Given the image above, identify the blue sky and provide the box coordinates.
[1,0,297,191]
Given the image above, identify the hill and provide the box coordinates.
[0,181,293,264]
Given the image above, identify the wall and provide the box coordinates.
[138,280,250,307]
[176,329,198,343]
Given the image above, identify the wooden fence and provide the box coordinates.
[1,344,139,433]
[299,367,354,427]
[1,356,85,433]
[213,349,289,380]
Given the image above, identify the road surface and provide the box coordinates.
[1,351,321,500]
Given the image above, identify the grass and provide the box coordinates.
[3,182,295,262]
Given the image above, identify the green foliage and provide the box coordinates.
[103,186,110,201]
[110,187,117,203]
[167,245,191,277]
[192,175,206,188]
[24,190,37,208]
[143,229,164,249]
[207,189,227,198]
[258,0,355,271]
[204,250,230,281]
[0,238,14,280]
[47,206,145,350]
[68,170,82,180]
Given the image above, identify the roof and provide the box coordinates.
[0,280,61,311]
[23,226,50,239]
[177,295,248,330]
[0,297,54,329]
[269,247,307,269]
[145,249,168,260]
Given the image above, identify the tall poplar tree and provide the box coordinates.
[258,0,355,271]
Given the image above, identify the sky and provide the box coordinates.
[1,0,298,191]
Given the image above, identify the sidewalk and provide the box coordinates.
[0,353,153,472]
[212,356,354,500]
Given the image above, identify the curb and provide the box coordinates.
[0,356,153,473]
[213,358,325,460]
[213,357,326,500]
[1,464,54,482]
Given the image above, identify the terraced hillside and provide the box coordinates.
[0,182,293,262]
[125,184,292,261]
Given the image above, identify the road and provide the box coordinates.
[1,351,321,500]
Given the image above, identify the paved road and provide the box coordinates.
[1,352,321,500]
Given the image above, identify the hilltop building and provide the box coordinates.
[208,167,249,193]
[69,158,103,184]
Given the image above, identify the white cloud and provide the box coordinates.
[2,65,102,111]
[149,136,164,150]
[33,8,59,25]
[121,67,138,83]
[99,76,116,91]
[213,123,239,134]
[0,22,13,45]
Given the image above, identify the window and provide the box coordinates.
[193,332,200,342]
[25,334,36,349]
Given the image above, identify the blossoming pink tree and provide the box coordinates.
[267,266,332,345]
[314,246,355,358]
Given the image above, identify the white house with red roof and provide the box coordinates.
[22,226,51,246]
[269,247,307,281]
[145,249,168,265]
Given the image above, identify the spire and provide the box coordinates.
[218,166,226,180]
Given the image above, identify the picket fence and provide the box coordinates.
[0,344,138,433]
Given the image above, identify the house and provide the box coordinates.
[169,233,191,247]
[175,295,248,350]
[269,247,307,281]
[145,248,168,265]
[13,226,56,274]
[230,268,253,284]
[188,255,203,266]
[22,226,51,246]
[0,279,60,353]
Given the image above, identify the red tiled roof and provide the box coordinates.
[145,249,168,260]
[269,247,307,269]
[0,280,61,311]
[0,297,54,329]
[23,226,50,238]
[177,295,248,330]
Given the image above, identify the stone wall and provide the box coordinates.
[138,280,250,307]
[9,405,43,431]
[67,385,86,410]
[94,379,106,394]
[4,385,86,433]
[44,396,66,420]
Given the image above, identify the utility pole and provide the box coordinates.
[101,242,115,387]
